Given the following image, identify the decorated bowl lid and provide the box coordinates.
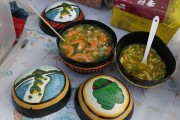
[39,1,85,36]
[11,65,71,118]
[75,75,133,120]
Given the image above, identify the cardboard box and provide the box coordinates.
[111,0,180,44]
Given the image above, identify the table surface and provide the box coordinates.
[0,0,180,120]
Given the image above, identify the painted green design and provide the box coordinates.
[34,73,44,80]
[32,69,46,75]
[30,85,41,94]
[29,70,45,95]
[46,2,74,19]
[38,92,42,96]
[34,79,43,86]
[28,95,32,100]
[15,69,62,88]
[92,78,124,110]
[15,68,65,103]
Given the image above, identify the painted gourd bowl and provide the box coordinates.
[39,1,85,36]
[11,65,71,118]
[57,20,117,73]
[116,31,176,88]
[75,75,134,120]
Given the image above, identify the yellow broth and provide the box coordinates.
[60,24,113,62]
[120,44,166,80]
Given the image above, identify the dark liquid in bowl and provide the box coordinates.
[120,44,166,80]
[59,24,113,62]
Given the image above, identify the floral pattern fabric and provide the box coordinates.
[0,0,180,120]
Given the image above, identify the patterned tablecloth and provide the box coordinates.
[0,0,180,120]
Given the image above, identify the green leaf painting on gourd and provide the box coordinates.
[92,78,124,110]
[46,2,74,19]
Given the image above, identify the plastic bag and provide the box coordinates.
[113,0,180,27]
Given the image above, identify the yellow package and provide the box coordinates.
[111,0,180,44]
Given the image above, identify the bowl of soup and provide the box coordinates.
[57,20,117,73]
[116,31,176,88]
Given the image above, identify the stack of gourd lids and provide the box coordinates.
[39,1,85,36]
[11,65,71,118]
[75,75,134,120]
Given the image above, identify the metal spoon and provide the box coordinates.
[141,16,159,64]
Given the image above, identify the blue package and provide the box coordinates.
[10,1,28,21]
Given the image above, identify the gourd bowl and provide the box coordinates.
[57,20,117,73]
[116,31,176,88]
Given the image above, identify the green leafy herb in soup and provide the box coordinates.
[120,44,166,80]
[60,24,113,62]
